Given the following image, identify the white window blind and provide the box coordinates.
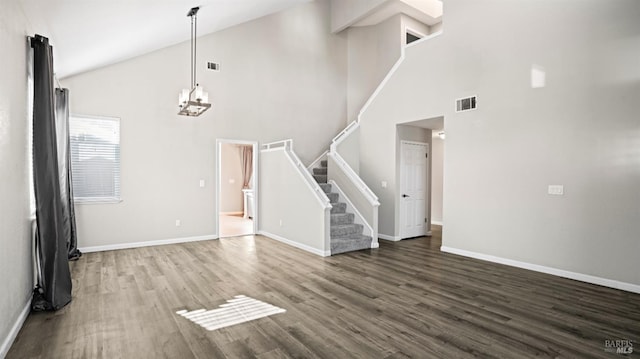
[69,115,121,203]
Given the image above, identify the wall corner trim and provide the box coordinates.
[440,246,640,294]
[1,297,31,358]
[258,231,330,257]
[78,234,218,253]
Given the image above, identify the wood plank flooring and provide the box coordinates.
[8,226,640,358]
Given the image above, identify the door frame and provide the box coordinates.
[216,138,259,238]
[399,140,430,239]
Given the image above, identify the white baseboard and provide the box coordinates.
[220,212,244,216]
[258,231,330,257]
[378,233,401,241]
[1,298,31,358]
[431,220,443,226]
[379,233,434,241]
[79,234,218,253]
[440,246,640,294]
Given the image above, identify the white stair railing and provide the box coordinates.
[325,121,380,248]
[328,151,379,207]
[324,31,446,243]
[330,120,359,153]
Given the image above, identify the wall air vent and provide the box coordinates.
[207,62,220,71]
[455,95,477,112]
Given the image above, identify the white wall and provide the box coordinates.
[347,14,402,122]
[62,0,347,249]
[399,0,442,19]
[259,148,329,255]
[0,1,33,354]
[431,135,443,224]
[219,143,244,214]
[330,0,389,33]
[401,14,430,40]
[335,125,360,172]
[361,0,640,287]
[430,21,443,34]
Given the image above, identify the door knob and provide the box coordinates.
[402,194,409,198]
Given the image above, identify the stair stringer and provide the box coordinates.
[326,153,379,248]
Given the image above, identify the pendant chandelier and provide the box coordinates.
[178,7,211,117]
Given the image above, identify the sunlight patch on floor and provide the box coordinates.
[176,295,286,331]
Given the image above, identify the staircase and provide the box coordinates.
[312,160,373,255]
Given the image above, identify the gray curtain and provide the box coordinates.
[31,34,73,311]
[241,145,253,189]
[55,88,81,260]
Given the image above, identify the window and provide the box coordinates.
[405,28,426,45]
[69,115,121,203]
[406,32,421,45]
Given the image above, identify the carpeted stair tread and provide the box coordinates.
[330,213,354,225]
[313,167,327,175]
[330,223,363,238]
[310,156,374,255]
[330,202,346,214]
[313,174,327,183]
[331,235,372,255]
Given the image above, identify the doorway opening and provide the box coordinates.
[395,117,444,240]
[216,139,258,238]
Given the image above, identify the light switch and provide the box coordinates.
[548,185,564,195]
[381,181,387,188]
[531,64,546,88]
[199,179,205,188]
[229,179,235,184]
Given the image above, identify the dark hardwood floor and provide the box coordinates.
[8,226,640,358]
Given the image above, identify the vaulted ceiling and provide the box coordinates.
[19,0,311,78]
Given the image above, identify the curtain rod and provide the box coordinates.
[27,34,48,43]
[54,75,62,89]
[27,35,64,89]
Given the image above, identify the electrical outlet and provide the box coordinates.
[381,181,387,188]
[176,219,181,227]
[199,179,205,187]
[279,219,283,227]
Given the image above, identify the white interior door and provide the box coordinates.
[399,141,429,239]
